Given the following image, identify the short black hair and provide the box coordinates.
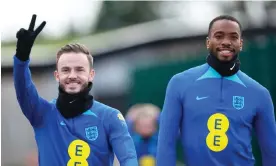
[208,15,242,36]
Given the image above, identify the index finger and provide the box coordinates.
[28,14,36,31]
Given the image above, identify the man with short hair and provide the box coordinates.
[156,15,276,166]
[13,14,138,166]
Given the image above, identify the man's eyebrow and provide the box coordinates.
[213,31,224,35]
[229,32,239,35]
[75,66,85,69]
[213,31,239,35]
[60,66,85,70]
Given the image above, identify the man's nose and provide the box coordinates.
[68,71,77,78]
[221,38,231,47]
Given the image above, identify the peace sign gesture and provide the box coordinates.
[15,14,46,61]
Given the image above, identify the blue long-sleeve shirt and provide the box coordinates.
[13,55,138,166]
[156,63,276,166]
[126,120,158,164]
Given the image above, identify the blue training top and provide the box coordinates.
[157,63,276,166]
[13,55,138,166]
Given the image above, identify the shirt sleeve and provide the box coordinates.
[156,75,183,166]
[254,88,276,166]
[13,55,51,127]
[107,109,138,166]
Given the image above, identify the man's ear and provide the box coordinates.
[89,69,95,82]
[54,70,59,82]
[240,38,243,51]
[206,37,210,50]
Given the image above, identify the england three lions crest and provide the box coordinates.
[233,96,244,110]
[85,126,98,141]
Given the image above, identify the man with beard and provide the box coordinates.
[156,15,276,166]
[13,14,138,166]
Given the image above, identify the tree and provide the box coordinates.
[95,1,161,33]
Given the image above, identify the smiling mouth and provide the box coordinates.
[66,82,81,85]
[218,49,234,57]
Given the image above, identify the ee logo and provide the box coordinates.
[206,113,229,152]
[139,155,155,166]
[67,139,90,166]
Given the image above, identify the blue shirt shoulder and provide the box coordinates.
[237,71,269,94]
[167,63,209,99]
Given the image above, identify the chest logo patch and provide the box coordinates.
[85,126,98,141]
[233,96,244,110]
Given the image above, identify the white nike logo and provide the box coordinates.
[230,63,235,70]
[196,96,209,100]
[69,99,76,104]
[60,121,66,126]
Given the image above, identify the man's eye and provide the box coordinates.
[215,35,222,39]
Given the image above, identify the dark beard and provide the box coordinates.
[208,48,238,63]
[59,81,89,94]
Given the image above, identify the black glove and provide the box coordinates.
[16,14,46,61]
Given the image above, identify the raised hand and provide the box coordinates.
[16,14,46,61]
